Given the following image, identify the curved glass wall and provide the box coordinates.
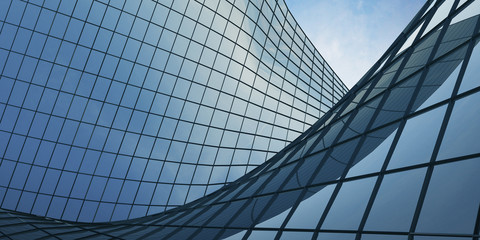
[1,0,479,240]
[0,0,347,222]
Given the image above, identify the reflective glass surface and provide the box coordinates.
[0,0,347,222]
[0,1,479,240]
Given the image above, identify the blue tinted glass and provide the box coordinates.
[287,185,335,229]
[459,40,480,93]
[416,158,480,234]
[256,207,291,228]
[416,59,463,111]
[388,106,446,169]
[362,235,407,240]
[414,236,471,240]
[438,91,480,160]
[0,0,352,223]
[248,231,277,239]
[347,127,397,178]
[316,233,356,240]
[280,232,313,240]
[322,177,376,230]
[365,168,426,231]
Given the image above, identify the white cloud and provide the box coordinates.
[285,0,425,88]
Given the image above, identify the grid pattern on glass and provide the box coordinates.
[0,0,348,222]
[1,0,480,239]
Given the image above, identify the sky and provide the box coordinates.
[284,0,425,88]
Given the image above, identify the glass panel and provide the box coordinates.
[372,74,420,128]
[416,43,469,111]
[286,185,335,229]
[437,91,480,160]
[347,124,398,178]
[362,235,407,240]
[322,177,377,230]
[414,236,471,240]
[423,1,438,17]
[316,233,356,240]
[255,190,302,227]
[435,17,476,59]
[416,158,480,234]
[422,0,455,37]
[388,105,446,169]
[222,230,247,240]
[459,40,480,93]
[397,21,425,55]
[309,138,360,186]
[256,207,291,228]
[280,232,313,240]
[457,0,469,8]
[340,97,381,141]
[416,59,462,111]
[373,59,387,75]
[364,168,427,231]
[283,151,326,189]
[247,231,277,239]
[451,0,480,25]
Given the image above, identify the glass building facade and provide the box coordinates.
[0,0,480,239]
[0,0,347,222]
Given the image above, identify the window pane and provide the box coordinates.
[280,231,313,239]
[286,185,335,229]
[437,91,480,160]
[388,105,446,169]
[365,168,426,231]
[347,124,398,178]
[421,0,455,37]
[459,40,480,93]
[316,233,356,240]
[416,158,480,234]
[322,177,376,230]
[362,235,407,240]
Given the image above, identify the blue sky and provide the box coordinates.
[284,0,425,88]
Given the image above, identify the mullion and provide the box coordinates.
[309,18,417,237]
[15,0,330,115]
[0,0,17,96]
[0,0,402,234]
[143,0,189,216]
[3,75,470,212]
[128,0,191,218]
[44,0,114,221]
[69,0,131,222]
[409,6,480,239]
[9,1,82,216]
[303,28,479,155]
[0,0,44,210]
[0,131,266,170]
[158,0,228,211]
[87,0,147,222]
[0,0,35,190]
[183,0,250,208]
[58,0,128,222]
[35,0,112,222]
[241,0,279,187]
[0,0,64,213]
[162,0,210,209]
[355,2,457,238]
[275,75,381,238]
[160,1,237,236]
[64,0,136,222]
[0,30,315,140]
[242,74,361,238]
[1,2,323,120]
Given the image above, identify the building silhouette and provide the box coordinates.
[1,0,480,239]
[0,0,346,222]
